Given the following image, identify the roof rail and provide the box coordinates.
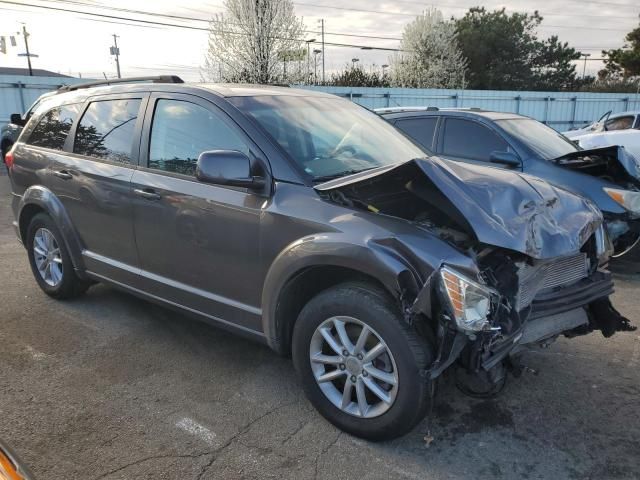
[57,75,184,92]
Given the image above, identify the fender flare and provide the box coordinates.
[260,233,425,354]
[17,185,86,274]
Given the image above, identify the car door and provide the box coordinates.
[437,117,519,169]
[47,94,147,282]
[130,93,266,332]
[393,116,439,153]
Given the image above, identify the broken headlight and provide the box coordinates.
[439,267,493,332]
[604,188,640,215]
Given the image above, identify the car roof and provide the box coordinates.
[376,107,525,121]
[46,80,335,106]
[609,110,640,118]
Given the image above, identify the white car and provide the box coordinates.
[563,111,640,161]
[564,110,640,140]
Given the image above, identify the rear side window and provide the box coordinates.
[442,118,509,161]
[604,116,634,131]
[394,117,437,152]
[74,99,141,164]
[148,99,249,177]
[27,104,80,150]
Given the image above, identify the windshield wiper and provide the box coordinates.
[312,167,377,183]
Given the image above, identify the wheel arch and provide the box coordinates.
[18,186,87,276]
[261,238,424,356]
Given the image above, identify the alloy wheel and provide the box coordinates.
[33,227,63,287]
[309,316,399,418]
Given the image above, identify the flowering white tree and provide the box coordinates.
[202,0,305,84]
[390,8,468,88]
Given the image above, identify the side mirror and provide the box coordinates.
[489,151,521,168]
[10,113,25,126]
[196,150,265,189]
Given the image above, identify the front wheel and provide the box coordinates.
[292,283,434,441]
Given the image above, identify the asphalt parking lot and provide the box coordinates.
[1,172,639,480]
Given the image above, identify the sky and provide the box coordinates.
[0,0,638,81]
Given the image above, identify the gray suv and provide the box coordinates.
[7,77,635,440]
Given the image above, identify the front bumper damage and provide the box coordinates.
[417,268,636,385]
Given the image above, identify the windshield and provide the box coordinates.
[496,118,579,160]
[230,95,427,181]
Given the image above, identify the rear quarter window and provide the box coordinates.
[26,104,81,150]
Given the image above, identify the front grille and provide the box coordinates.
[516,253,589,311]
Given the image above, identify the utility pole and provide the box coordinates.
[320,19,325,84]
[110,34,121,79]
[19,25,34,76]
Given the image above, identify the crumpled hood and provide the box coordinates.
[316,157,603,260]
[555,145,640,181]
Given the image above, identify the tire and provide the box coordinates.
[26,213,90,299]
[292,282,434,441]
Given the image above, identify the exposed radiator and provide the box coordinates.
[516,253,589,311]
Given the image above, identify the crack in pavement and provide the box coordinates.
[194,400,299,480]
[313,431,342,480]
[92,452,214,480]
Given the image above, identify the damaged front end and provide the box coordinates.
[553,145,640,256]
[316,157,636,395]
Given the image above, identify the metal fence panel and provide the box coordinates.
[0,75,87,126]
[300,86,640,131]
[2,79,639,133]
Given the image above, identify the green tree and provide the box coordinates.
[601,18,640,79]
[455,7,580,90]
[328,66,389,87]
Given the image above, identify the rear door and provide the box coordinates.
[437,117,517,169]
[50,93,147,282]
[393,116,439,152]
[130,92,266,332]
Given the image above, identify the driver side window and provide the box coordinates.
[148,99,249,177]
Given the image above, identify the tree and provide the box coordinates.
[390,8,467,89]
[455,7,580,90]
[328,65,389,87]
[202,0,305,84]
[601,18,640,79]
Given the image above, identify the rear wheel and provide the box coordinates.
[292,282,434,441]
[26,213,90,299]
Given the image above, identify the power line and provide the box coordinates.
[2,0,627,53]
[0,0,407,51]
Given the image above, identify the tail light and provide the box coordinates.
[4,148,14,170]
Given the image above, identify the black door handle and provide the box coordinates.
[53,170,72,180]
[133,188,161,200]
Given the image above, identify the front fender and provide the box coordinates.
[17,185,86,274]
[260,231,477,353]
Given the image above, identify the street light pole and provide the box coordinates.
[306,38,316,85]
[313,49,321,85]
[320,19,325,84]
[581,53,591,79]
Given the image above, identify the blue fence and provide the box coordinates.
[300,86,640,132]
[2,77,639,133]
[0,75,87,127]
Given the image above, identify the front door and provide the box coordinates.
[131,93,266,332]
[438,117,516,169]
